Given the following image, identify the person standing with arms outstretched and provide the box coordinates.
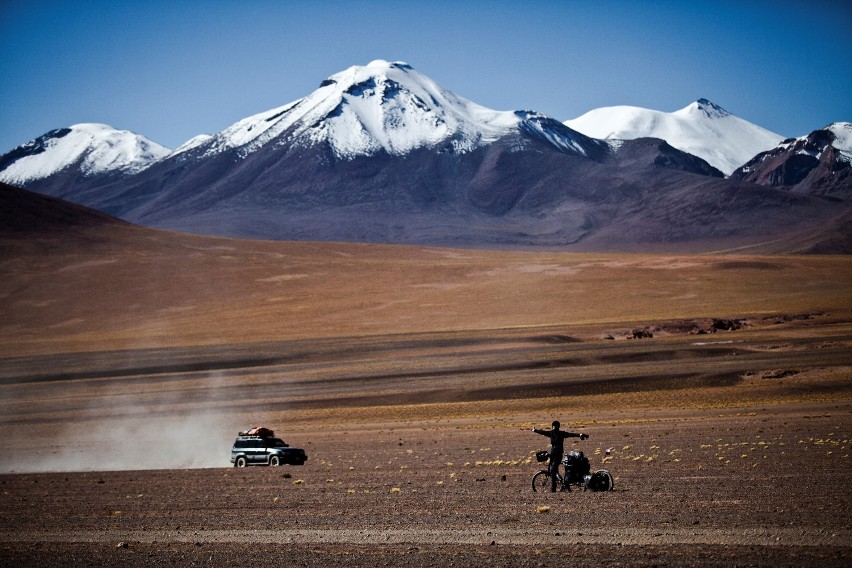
[533,421,588,492]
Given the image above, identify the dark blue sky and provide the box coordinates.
[1,0,850,153]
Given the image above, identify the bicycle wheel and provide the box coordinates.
[531,470,552,492]
[590,470,614,491]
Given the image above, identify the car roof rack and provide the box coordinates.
[238,426,275,438]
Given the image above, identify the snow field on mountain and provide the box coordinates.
[0,123,170,184]
[828,122,852,161]
[170,134,214,157]
[565,101,784,175]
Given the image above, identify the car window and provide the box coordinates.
[269,438,286,448]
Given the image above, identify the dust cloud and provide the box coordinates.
[0,371,247,473]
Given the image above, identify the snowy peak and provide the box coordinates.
[565,99,783,175]
[0,123,170,185]
[827,122,852,159]
[302,59,508,156]
[677,98,732,120]
[194,60,596,160]
[731,122,852,198]
[758,122,852,158]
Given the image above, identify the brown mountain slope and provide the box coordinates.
[0,181,126,236]
[1,183,851,358]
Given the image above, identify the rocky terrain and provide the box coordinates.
[732,122,852,200]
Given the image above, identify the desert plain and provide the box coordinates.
[0,198,851,566]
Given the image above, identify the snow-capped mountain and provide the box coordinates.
[176,59,606,162]
[731,122,851,199]
[0,61,847,252]
[0,123,170,186]
[564,99,784,175]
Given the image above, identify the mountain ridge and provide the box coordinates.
[0,61,849,252]
[175,59,607,163]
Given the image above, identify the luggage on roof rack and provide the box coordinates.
[239,426,275,438]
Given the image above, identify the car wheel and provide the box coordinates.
[269,456,281,467]
[235,456,247,468]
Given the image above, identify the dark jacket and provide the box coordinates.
[533,427,583,455]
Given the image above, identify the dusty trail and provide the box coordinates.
[2,526,849,547]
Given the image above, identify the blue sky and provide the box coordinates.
[1,0,850,153]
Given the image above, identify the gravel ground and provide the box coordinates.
[1,404,849,567]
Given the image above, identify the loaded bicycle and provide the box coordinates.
[531,449,614,493]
